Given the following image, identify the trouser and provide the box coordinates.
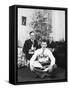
[25,54,33,66]
[33,64,57,79]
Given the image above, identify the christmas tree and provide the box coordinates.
[30,9,52,41]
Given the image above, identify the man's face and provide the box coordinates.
[30,32,35,40]
[41,42,47,49]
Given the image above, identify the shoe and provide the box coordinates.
[40,73,50,79]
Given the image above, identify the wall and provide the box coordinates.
[18,8,35,46]
[52,10,65,41]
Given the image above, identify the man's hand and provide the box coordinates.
[30,65,34,71]
[43,68,49,72]
[48,65,53,72]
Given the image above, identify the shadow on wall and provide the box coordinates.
[53,41,66,69]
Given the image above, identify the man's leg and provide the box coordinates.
[33,66,52,79]
[31,62,57,79]
[47,64,57,78]
[31,61,45,79]
[33,68,49,79]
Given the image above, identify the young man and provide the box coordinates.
[30,39,56,78]
[23,31,38,64]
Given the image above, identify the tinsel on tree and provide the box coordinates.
[30,9,52,41]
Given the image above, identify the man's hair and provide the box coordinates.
[41,39,48,44]
[29,31,34,35]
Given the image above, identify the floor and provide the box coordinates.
[17,66,65,82]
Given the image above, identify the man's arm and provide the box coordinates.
[43,49,55,72]
[30,51,37,71]
[47,49,55,66]
[48,50,55,66]
[23,40,28,54]
[47,49,55,72]
[30,50,44,71]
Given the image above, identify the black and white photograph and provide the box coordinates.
[9,5,67,85]
[17,6,67,83]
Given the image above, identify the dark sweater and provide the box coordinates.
[23,39,38,60]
